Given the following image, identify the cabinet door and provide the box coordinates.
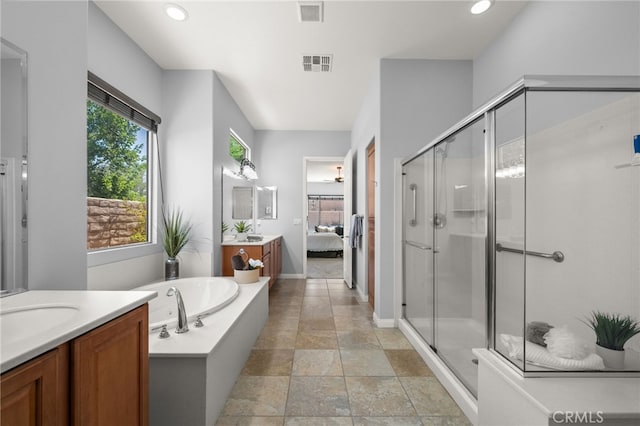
[1,344,69,426]
[275,238,282,277]
[262,252,272,286]
[71,305,148,426]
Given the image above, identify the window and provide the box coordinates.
[229,130,249,163]
[86,73,160,252]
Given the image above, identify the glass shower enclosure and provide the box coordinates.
[402,76,640,397]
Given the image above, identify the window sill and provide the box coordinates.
[88,242,163,267]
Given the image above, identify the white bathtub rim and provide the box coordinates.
[147,278,269,358]
[134,276,240,332]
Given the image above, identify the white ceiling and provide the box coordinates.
[95,1,527,131]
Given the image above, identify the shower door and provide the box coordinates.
[403,150,435,346]
[433,119,486,397]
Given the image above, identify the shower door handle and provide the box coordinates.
[409,183,417,226]
[405,240,432,251]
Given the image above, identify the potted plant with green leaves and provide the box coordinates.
[234,220,252,242]
[161,207,192,280]
[583,311,640,369]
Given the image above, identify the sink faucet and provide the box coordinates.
[166,287,189,334]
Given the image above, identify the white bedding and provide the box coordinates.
[307,232,344,252]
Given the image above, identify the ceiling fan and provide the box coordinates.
[334,166,344,183]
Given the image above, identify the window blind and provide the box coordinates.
[88,72,161,131]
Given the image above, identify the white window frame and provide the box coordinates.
[229,128,250,162]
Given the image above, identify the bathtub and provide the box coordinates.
[135,277,239,331]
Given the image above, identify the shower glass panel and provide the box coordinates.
[494,94,526,371]
[434,119,486,396]
[521,90,640,373]
[403,149,435,347]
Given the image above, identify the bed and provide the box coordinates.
[307,230,344,258]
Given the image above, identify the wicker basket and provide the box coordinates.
[234,268,260,284]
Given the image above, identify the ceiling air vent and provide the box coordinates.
[298,1,323,23]
[302,54,332,72]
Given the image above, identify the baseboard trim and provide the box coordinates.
[373,312,395,328]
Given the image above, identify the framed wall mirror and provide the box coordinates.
[1,38,28,294]
[256,186,277,220]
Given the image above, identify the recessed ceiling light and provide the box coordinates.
[164,3,188,21]
[471,0,492,15]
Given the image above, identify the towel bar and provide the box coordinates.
[496,243,564,263]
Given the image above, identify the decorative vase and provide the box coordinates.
[165,257,179,281]
[596,344,625,369]
[236,232,248,242]
[234,268,260,284]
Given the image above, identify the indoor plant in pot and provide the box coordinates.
[234,220,252,242]
[161,207,192,280]
[583,311,640,369]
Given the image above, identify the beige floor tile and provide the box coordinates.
[222,376,290,416]
[400,377,465,417]
[306,278,328,285]
[216,416,284,425]
[241,349,294,376]
[332,305,370,317]
[326,278,348,286]
[305,288,330,297]
[330,296,361,306]
[296,330,338,349]
[268,305,302,318]
[265,316,299,331]
[299,317,336,331]
[374,329,413,349]
[302,296,331,306]
[385,350,433,376]
[334,316,374,331]
[421,416,472,426]
[301,303,333,318]
[285,417,353,425]
[337,330,381,350]
[305,282,329,290]
[352,417,422,426]
[340,350,394,376]
[285,377,350,417]
[254,328,298,349]
[270,296,304,306]
[346,377,416,417]
[292,349,343,376]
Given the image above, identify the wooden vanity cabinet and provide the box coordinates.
[0,304,148,426]
[0,344,69,425]
[222,237,282,287]
[71,304,148,426]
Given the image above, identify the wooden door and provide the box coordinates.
[71,305,148,426]
[1,344,69,425]
[367,142,375,310]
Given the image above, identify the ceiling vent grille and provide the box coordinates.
[302,54,332,72]
[298,2,323,23]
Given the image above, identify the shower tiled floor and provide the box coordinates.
[216,278,471,426]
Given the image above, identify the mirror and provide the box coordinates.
[257,186,277,219]
[1,38,28,294]
[232,186,253,219]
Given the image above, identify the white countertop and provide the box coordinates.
[474,348,640,418]
[221,234,281,246]
[1,290,156,373]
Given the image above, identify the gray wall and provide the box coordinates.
[473,1,640,107]
[2,1,88,290]
[254,130,351,276]
[351,59,472,319]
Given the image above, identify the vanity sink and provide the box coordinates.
[0,304,80,346]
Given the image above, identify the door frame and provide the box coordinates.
[302,156,347,279]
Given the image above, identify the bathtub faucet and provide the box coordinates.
[166,287,189,334]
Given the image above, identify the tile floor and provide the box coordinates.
[217,278,472,426]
